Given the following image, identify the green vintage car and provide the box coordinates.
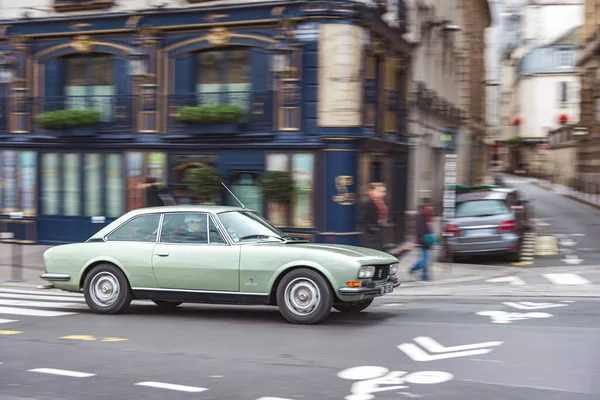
[41,205,400,324]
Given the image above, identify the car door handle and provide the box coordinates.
[155,252,170,257]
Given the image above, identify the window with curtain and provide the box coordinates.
[106,153,124,218]
[196,49,251,111]
[85,153,102,217]
[63,154,80,216]
[65,55,115,122]
[41,153,60,215]
[229,172,263,214]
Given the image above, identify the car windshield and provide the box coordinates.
[455,199,509,218]
[217,211,287,242]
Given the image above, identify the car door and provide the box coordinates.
[151,212,241,292]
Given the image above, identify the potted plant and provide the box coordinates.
[36,109,100,136]
[182,165,223,204]
[175,104,246,134]
[258,171,295,204]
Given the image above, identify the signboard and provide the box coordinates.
[439,127,458,152]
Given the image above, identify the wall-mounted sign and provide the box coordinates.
[439,127,458,153]
[332,175,356,205]
[318,24,364,127]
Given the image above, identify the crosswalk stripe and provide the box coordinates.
[543,273,591,285]
[0,306,76,317]
[0,318,17,324]
[0,299,88,310]
[0,293,86,302]
[0,288,82,297]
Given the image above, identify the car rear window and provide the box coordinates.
[455,200,509,218]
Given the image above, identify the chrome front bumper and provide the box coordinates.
[40,273,71,282]
[339,277,400,295]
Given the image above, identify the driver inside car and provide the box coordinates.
[179,214,208,243]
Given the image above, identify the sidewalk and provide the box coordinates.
[0,243,50,287]
[531,178,600,210]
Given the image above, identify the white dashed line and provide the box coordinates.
[28,368,96,378]
[0,288,82,297]
[0,306,76,317]
[0,293,86,302]
[135,381,208,393]
[543,273,591,285]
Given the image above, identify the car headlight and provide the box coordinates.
[390,263,399,274]
[358,265,375,278]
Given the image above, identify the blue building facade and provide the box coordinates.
[0,1,410,246]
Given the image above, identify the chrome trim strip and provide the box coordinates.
[156,213,165,244]
[131,287,269,296]
[40,273,71,282]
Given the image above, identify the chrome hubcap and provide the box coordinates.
[284,277,321,316]
[89,272,120,307]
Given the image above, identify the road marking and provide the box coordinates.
[135,382,208,393]
[543,273,590,285]
[535,236,557,256]
[61,335,97,341]
[0,306,76,317]
[100,337,129,342]
[28,368,96,378]
[503,301,568,310]
[485,277,526,285]
[0,318,17,324]
[0,288,82,297]
[561,255,585,265]
[0,293,86,302]
[0,299,87,309]
[0,329,22,335]
[397,337,503,361]
[520,256,534,261]
[511,261,533,266]
[476,310,554,324]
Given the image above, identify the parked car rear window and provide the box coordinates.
[455,200,509,218]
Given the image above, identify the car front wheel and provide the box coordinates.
[83,263,132,314]
[333,299,373,313]
[276,268,333,325]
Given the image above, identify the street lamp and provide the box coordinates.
[128,51,148,77]
[268,40,294,75]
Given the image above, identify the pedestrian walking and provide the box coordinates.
[136,177,174,207]
[409,200,435,281]
[359,182,389,251]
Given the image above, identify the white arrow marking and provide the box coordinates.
[559,239,576,247]
[413,337,504,353]
[397,337,503,361]
[562,255,584,265]
[503,301,568,310]
[486,276,526,285]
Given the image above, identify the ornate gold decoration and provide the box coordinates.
[203,14,228,21]
[271,6,285,16]
[205,27,230,46]
[71,35,93,53]
[71,23,91,30]
[125,15,143,29]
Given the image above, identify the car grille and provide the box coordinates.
[372,264,391,281]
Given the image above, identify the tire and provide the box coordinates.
[153,300,182,308]
[276,268,333,325]
[83,263,132,314]
[333,299,373,313]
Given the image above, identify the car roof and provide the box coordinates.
[125,205,251,216]
[456,191,508,202]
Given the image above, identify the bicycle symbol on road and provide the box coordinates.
[337,366,454,400]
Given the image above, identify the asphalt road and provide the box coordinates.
[458,175,600,268]
[0,287,599,400]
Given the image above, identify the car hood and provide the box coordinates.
[281,243,398,263]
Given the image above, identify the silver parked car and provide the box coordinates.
[444,188,531,262]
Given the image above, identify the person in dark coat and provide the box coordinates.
[137,177,170,207]
[360,183,388,251]
[409,201,434,281]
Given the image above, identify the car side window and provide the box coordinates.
[105,214,161,242]
[208,217,227,244]
[159,213,209,244]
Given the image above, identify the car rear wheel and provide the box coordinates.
[152,300,182,308]
[276,268,333,325]
[333,299,373,313]
[83,263,132,314]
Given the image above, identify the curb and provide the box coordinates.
[396,265,518,288]
[532,181,600,211]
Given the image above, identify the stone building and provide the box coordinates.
[577,0,600,184]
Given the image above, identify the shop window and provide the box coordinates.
[1,151,37,216]
[63,154,80,216]
[41,153,60,215]
[126,152,167,211]
[105,213,161,242]
[265,153,314,228]
[196,50,251,111]
[65,55,115,122]
[85,153,102,217]
[228,172,263,214]
[106,154,124,218]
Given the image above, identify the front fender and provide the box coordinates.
[80,256,133,284]
[268,260,341,292]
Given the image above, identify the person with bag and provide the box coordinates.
[409,201,435,281]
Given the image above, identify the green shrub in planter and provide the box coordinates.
[259,171,295,204]
[183,166,223,203]
[175,104,245,124]
[36,109,100,130]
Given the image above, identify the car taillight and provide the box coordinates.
[444,224,461,235]
[498,220,517,231]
